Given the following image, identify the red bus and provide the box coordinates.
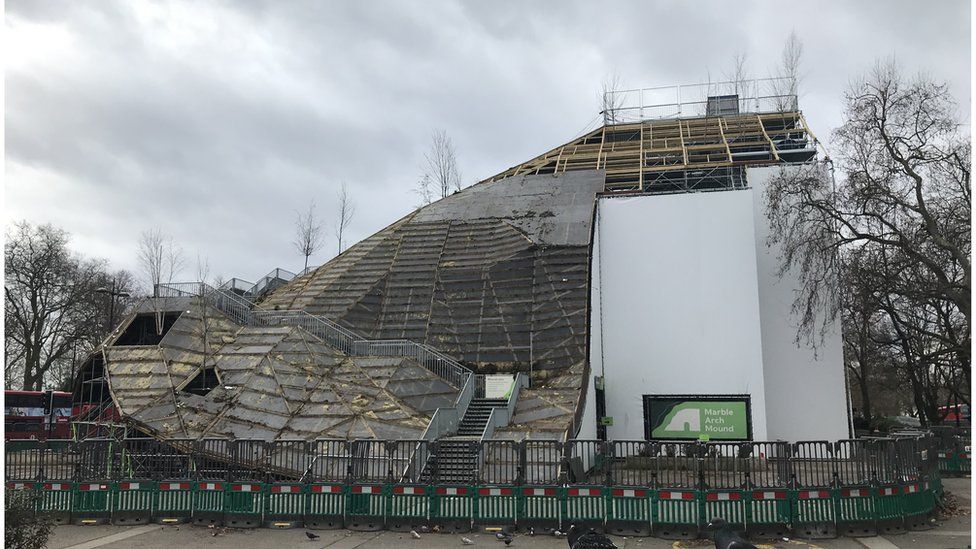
[939,404,971,424]
[4,390,73,440]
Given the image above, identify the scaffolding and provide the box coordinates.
[484,111,818,193]
[482,77,817,194]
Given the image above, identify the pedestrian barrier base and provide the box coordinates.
[264,518,303,529]
[226,513,262,529]
[606,520,651,537]
[44,513,71,526]
[838,521,877,537]
[387,517,429,532]
[746,523,790,539]
[429,519,472,534]
[906,514,934,531]
[345,517,384,531]
[305,515,343,530]
[192,512,223,527]
[71,516,111,526]
[652,524,698,540]
[111,512,150,526]
[793,522,837,539]
[876,519,906,536]
[154,515,191,525]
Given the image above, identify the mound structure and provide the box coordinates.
[79,109,843,444]
[260,170,606,439]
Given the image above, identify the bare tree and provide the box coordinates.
[601,71,624,125]
[772,30,804,110]
[293,200,324,271]
[4,222,108,390]
[138,227,185,296]
[421,130,462,201]
[765,60,971,422]
[415,173,435,207]
[726,51,749,96]
[335,181,356,255]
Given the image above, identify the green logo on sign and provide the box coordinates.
[649,400,749,440]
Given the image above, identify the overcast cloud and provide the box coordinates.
[5,1,971,289]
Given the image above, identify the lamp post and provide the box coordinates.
[94,278,130,336]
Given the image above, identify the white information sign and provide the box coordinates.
[484,374,515,399]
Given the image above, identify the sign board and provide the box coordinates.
[484,375,515,399]
[643,395,752,441]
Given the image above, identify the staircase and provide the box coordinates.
[456,398,507,437]
[420,398,508,482]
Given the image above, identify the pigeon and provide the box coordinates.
[527,527,534,536]
[411,530,422,539]
[567,523,617,549]
[432,525,442,533]
[461,537,474,545]
[305,531,321,541]
[496,532,514,545]
[705,518,757,549]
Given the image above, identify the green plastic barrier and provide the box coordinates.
[519,486,561,530]
[72,482,112,525]
[902,481,934,531]
[475,486,518,526]
[836,486,876,537]
[430,486,473,533]
[192,481,225,527]
[112,480,154,525]
[225,482,264,529]
[703,490,746,530]
[790,489,836,539]
[153,481,193,524]
[652,489,699,539]
[746,490,791,538]
[345,484,385,531]
[387,485,429,532]
[563,486,606,529]
[305,484,344,530]
[606,487,651,537]
[874,484,905,535]
[264,483,306,529]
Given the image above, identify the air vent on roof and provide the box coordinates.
[706,94,740,116]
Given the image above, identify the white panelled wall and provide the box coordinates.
[587,166,849,442]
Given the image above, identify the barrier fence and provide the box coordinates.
[4,435,955,538]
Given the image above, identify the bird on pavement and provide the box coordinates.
[461,537,475,545]
[495,532,514,545]
[706,518,758,549]
[567,523,617,549]
[305,531,321,541]
[411,530,422,539]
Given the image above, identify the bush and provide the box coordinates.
[5,489,54,549]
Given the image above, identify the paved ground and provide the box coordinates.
[46,478,971,549]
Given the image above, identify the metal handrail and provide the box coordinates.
[155,282,472,389]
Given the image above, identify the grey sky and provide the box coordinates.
[6,1,971,289]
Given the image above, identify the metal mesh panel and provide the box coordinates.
[306,440,350,482]
[266,440,311,482]
[653,442,701,489]
[701,442,749,489]
[792,441,834,488]
[230,440,269,481]
[608,440,655,487]
[5,440,44,480]
[566,440,608,484]
[523,441,561,485]
[77,439,116,480]
[480,440,520,484]
[120,438,193,480]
